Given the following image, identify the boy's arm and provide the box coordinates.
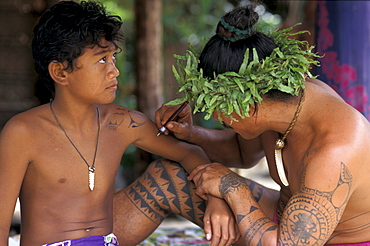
[155,104,264,167]
[132,115,209,173]
[0,117,30,245]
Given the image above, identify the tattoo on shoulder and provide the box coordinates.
[280,162,353,245]
[219,173,249,198]
[127,110,147,128]
[108,108,125,130]
[107,107,148,130]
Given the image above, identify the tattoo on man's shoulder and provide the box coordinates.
[280,162,353,245]
[219,173,249,198]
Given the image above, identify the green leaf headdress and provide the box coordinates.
[166,24,321,121]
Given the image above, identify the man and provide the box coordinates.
[0,1,238,245]
[155,4,370,245]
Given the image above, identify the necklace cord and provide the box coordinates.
[49,100,100,171]
[275,89,305,149]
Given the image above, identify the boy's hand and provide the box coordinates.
[155,104,194,141]
[204,196,240,246]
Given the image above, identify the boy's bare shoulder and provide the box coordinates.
[1,104,50,140]
[100,103,150,131]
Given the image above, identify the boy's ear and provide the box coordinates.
[48,61,69,85]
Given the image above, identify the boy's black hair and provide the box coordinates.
[32,0,124,103]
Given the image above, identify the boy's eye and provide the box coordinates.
[98,53,117,64]
[99,57,106,64]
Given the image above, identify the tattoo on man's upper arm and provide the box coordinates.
[280,162,353,245]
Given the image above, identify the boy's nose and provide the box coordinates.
[108,63,120,79]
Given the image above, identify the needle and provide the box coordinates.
[156,101,189,137]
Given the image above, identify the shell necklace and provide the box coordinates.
[274,89,305,186]
[50,100,100,191]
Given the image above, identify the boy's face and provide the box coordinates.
[63,39,120,104]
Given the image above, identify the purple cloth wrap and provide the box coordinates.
[42,233,119,246]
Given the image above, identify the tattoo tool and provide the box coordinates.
[156,101,189,137]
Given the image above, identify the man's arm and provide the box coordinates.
[155,104,264,167]
[187,126,265,168]
[190,152,354,245]
[0,117,31,245]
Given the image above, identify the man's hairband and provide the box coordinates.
[219,16,255,41]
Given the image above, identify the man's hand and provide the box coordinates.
[189,163,244,200]
[155,103,194,141]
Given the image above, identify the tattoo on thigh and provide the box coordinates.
[280,162,352,245]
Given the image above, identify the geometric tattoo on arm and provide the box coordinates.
[219,173,250,199]
[108,108,148,130]
[127,110,147,128]
[279,162,353,245]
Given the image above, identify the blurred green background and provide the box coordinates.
[0,0,314,185]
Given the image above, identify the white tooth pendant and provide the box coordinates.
[89,167,95,191]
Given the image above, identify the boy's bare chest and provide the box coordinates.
[25,126,130,191]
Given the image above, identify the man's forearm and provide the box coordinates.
[188,126,244,166]
[224,188,278,245]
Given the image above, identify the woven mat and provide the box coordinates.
[138,228,210,246]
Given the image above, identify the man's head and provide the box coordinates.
[198,5,277,79]
[32,0,124,100]
[168,4,319,121]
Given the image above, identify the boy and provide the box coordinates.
[0,1,238,245]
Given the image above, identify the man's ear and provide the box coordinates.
[48,61,69,86]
